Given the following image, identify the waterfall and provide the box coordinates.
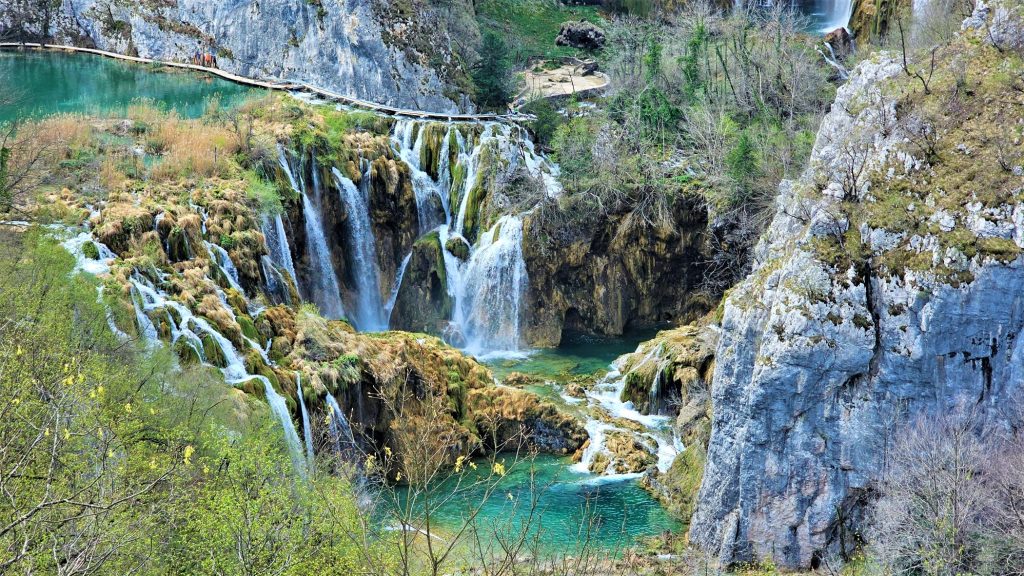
[450,215,528,356]
[332,166,386,331]
[297,374,315,466]
[261,212,298,284]
[818,0,854,33]
[96,286,130,342]
[325,393,358,460]
[258,375,306,474]
[649,369,662,416]
[573,358,679,477]
[60,230,130,342]
[391,119,448,232]
[128,273,305,468]
[130,285,160,345]
[61,231,116,276]
[384,252,412,324]
[279,146,346,319]
[206,241,244,294]
[386,119,562,356]
[260,255,292,305]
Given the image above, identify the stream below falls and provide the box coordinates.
[395,329,682,553]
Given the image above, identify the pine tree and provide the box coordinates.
[472,31,513,109]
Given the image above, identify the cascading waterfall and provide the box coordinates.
[387,120,557,355]
[391,119,449,232]
[449,215,528,356]
[60,230,131,343]
[573,353,679,477]
[325,393,358,460]
[97,286,130,342]
[279,146,346,319]
[818,0,854,33]
[648,369,663,416]
[260,255,292,305]
[128,273,305,468]
[259,375,307,474]
[384,253,412,324]
[206,241,244,294]
[332,166,386,331]
[261,212,298,283]
[130,286,160,345]
[297,374,315,466]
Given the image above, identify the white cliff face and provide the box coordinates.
[3,0,464,112]
[689,8,1024,568]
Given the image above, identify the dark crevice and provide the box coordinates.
[859,258,884,378]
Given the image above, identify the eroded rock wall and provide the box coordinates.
[522,197,714,346]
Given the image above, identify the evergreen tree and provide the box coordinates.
[472,31,513,109]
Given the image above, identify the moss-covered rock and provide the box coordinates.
[390,231,453,335]
[418,123,449,180]
[619,319,717,416]
[445,234,471,261]
[849,0,906,42]
[174,338,202,366]
[467,386,588,455]
[202,333,227,368]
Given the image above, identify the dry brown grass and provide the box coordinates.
[99,155,128,191]
[149,118,237,181]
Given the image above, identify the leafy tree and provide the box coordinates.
[551,117,597,193]
[0,230,377,574]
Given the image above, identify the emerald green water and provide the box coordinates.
[393,454,680,554]
[393,328,682,554]
[0,51,260,124]
[486,328,662,382]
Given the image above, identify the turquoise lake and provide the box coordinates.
[0,50,260,123]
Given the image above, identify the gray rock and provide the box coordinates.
[962,0,1024,51]
[555,20,605,51]
[689,43,1024,573]
[0,0,467,112]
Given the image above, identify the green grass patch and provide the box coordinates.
[476,0,604,65]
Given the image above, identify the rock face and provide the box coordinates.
[391,231,453,335]
[690,7,1024,569]
[0,0,466,112]
[822,27,853,59]
[849,0,906,42]
[522,197,714,346]
[555,20,606,51]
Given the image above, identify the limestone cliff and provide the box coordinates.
[690,3,1024,568]
[0,0,470,112]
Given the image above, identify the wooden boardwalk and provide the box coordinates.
[0,42,532,123]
